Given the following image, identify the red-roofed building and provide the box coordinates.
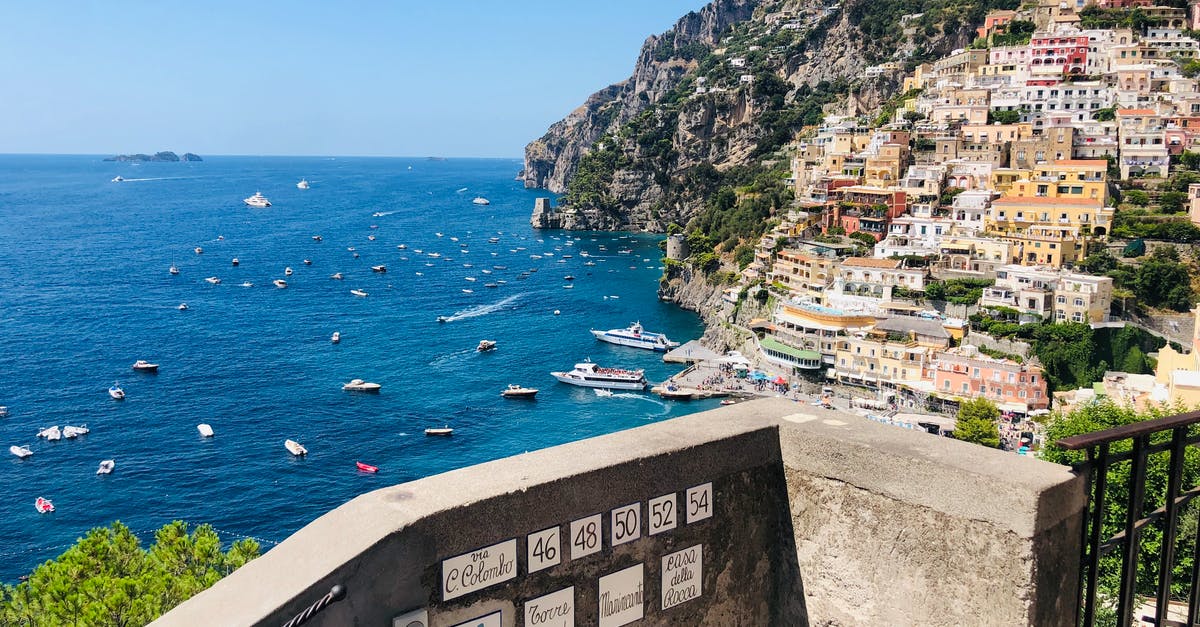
[1030,34,1089,75]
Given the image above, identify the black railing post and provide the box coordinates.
[1117,435,1149,626]
[1081,443,1109,627]
[1155,427,1187,626]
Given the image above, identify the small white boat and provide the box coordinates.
[197,423,214,437]
[425,426,454,436]
[244,191,271,208]
[477,339,497,352]
[194,247,203,254]
[350,289,368,297]
[331,272,344,280]
[10,445,32,459]
[368,235,376,241]
[38,426,61,441]
[304,259,312,265]
[465,276,476,282]
[96,459,115,475]
[462,289,474,293]
[0,406,7,417]
[132,360,159,372]
[241,281,253,287]
[343,378,382,392]
[34,497,54,514]
[371,265,387,273]
[398,244,407,250]
[312,235,323,241]
[63,425,89,438]
[274,279,288,288]
[112,175,124,183]
[594,388,614,397]
[285,267,293,276]
[108,383,125,400]
[231,258,240,266]
[501,384,538,398]
[169,264,180,275]
[178,303,188,311]
[472,197,490,205]
[285,439,307,456]
[297,178,310,189]
[205,277,221,284]
[331,331,341,343]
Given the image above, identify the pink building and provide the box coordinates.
[1030,35,1089,75]
[933,346,1050,412]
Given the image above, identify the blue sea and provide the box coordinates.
[0,155,708,580]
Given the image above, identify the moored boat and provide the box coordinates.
[178,303,188,311]
[169,264,179,275]
[350,289,368,297]
[273,279,288,288]
[590,321,680,352]
[342,378,382,392]
[197,423,214,437]
[132,360,159,372]
[285,439,307,456]
[331,331,341,344]
[34,497,54,514]
[108,383,125,400]
[96,459,115,475]
[244,192,271,208]
[371,265,387,273]
[501,384,538,398]
[551,360,647,390]
[297,178,310,189]
[472,197,490,205]
[195,247,203,254]
[38,426,61,441]
[356,461,378,473]
[63,425,89,438]
[425,426,454,436]
[232,258,239,266]
[285,267,293,276]
[331,272,344,280]
[477,339,497,352]
[10,445,32,459]
[205,276,221,285]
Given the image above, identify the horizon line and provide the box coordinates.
[0,152,525,160]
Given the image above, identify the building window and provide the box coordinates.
[1074,298,1084,307]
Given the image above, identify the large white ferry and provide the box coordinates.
[244,191,271,208]
[590,321,679,352]
[550,360,646,390]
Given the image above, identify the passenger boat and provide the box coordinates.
[96,459,115,475]
[331,331,341,344]
[284,439,307,456]
[205,277,221,285]
[356,461,378,473]
[132,360,159,372]
[34,497,54,514]
[590,321,680,352]
[63,425,89,438]
[343,379,382,392]
[296,178,310,189]
[473,197,490,205]
[371,265,387,273]
[108,383,125,400]
[197,423,214,437]
[244,191,271,208]
[350,289,368,297]
[477,340,497,352]
[551,360,647,390]
[425,426,454,436]
[9,445,32,459]
[274,279,288,288]
[169,264,179,275]
[501,384,538,398]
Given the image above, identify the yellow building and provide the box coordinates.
[833,334,933,389]
[864,144,907,187]
[989,168,1031,195]
[986,193,1114,266]
[1007,160,1109,205]
[770,250,837,299]
[1154,305,1200,408]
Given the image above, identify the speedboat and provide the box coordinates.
[472,197,490,205]
[312,235,323,241]
[590,321,679,352]
[169,264,179,275]
[241,281,253,287]
[477,339,497,352]
[38,426,61,441]
[285,267,293,276]
[285,439,307,456]
[132,360,159,372]
[205,277,221,285]
[195,247,203,254]
[551,360,646,390]
[397,244,407,250]
[9,445,32,459]
[350,289,368,297]
[331,331,341,344]
[96,459,115,475]
[34,497,54,514]
[274,279,288,288]
[485,283,498,288]
[462,289,473,293]
[564,275,574,280]
[367,235,376,241]
[436,316,449,323]
[304,259,312,265]
[501,384,538,398]
[244,192,271,208]
[63,425,89,438]
[343,378,382,392]
[356,461,378,473]
[112,175,124,183]
[0,406,7,417]
[371,265,387,273]
[178,303,188,311]
[465,276,476,282]
[231,258,239,266]
[297,178,310,189]
[425,426,454,436]
[331,272,344,280]
[197,423,214,437]
[108,383,125,400]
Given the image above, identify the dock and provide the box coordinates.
[662,340,722,364]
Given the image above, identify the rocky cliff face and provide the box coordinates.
[522,0,980,232]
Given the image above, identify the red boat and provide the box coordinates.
[356,461,378,473]
[34,497,54,514]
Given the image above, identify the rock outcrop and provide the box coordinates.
[104,151,202,162]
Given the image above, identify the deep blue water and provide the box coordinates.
[0,155,708,580]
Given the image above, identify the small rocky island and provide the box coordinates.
[104,151,202,162]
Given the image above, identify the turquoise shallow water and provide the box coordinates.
[0,155,709,580]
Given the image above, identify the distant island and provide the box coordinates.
[104,151,202,162]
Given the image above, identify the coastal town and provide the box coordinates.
[646,0,1200,450]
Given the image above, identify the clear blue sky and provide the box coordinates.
[0,2,708,158]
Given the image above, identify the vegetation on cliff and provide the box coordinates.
[0,521,258,625]
[104,151,202,162]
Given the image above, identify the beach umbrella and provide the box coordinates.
[774,376,787,385]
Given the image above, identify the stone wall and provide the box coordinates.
[153,400,1084,627]
[965,330,1033,358]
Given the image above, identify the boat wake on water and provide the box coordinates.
[441,293,522,322]
[371,210,398,217]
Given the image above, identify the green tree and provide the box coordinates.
[953,398,1001,448]
[1124,189,1151,206]
[0,521,260,625]
[1161,191,1188,214]
[989,109,1021,125]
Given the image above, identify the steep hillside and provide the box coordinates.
[522,0,1014,234]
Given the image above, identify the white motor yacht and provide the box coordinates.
[472,197,490,205]
[342,379,382,392]
[244,192,271,208]
[296,178,310,189]
[132,360,159,372]
[273,279,288,288]
[205,276,221,285]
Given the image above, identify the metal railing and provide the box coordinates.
[282,584,347,627]
[1057,411,1200,627]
